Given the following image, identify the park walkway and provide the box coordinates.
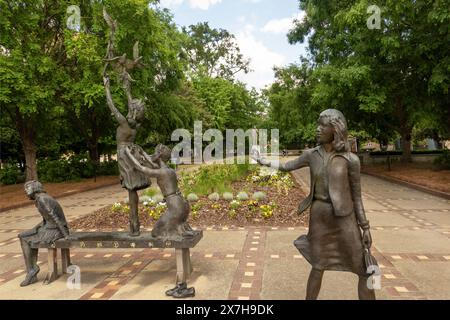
[0,167,449,300]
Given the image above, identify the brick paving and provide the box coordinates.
[0,165,449,300]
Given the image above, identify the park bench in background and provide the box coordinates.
[31,231,203,285]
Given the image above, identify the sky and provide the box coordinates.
[157,0,308,90]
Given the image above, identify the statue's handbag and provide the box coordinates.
[363,248,379,275]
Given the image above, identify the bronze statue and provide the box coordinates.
[127,144,195,298]
[126,144,195,241]
[103,9,151,236]
[18,181,70,286]
[103,76,151,236]
[253,109,376,300]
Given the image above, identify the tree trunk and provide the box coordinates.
[87,138,99,182]
[15,109,38,181]
[394,98,412,163]
[400,127,412,163]
[87,142,100,165]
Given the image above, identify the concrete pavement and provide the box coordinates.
[0,167,449,300]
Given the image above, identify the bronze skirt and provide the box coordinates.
[117,144,152,191]
[294,200,366,275]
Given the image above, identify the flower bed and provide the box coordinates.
[70,164,310,230]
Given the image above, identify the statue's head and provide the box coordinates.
[24,180,44,199]
[153,144,172,163]
[127,98,145,128]
[317,109,349,152]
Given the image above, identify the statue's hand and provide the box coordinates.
[64,234,77,241]
[362,229,372,249]
[250,150,261,163]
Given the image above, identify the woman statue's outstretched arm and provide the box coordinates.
[252,149,309,172]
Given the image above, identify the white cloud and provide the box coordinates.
[235,24,286,90]
[160,0,222,10]
[159,0,184,8]
[261,11,306,34]
[189,0,222,10]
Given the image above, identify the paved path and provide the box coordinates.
[0,167,449,300]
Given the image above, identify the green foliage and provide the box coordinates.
[143,187,159,198]
[284,0,450,161]
[37,154,117,183]
[259,202,276,219]
[264,62,320,148]
[208,192,220,201]
[187,193,199,202]
[179,163,254,196]
[229,200,241,210]
[0,164,25,185]
[222,192,234,201]
[433,150,450,170]
[111,202,130,215]
[182,22,250,80]
[236,191,249,201]
[0,0,189,180]
[370,150,445,156]
[252,191,266,201]
[228,209,237,219]
[192,75,263,131]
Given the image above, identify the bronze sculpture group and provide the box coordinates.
[18,10,376,300]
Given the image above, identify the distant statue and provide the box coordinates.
[253,109,376,300]
[18,181,70,286]
[126,144,195,241]
[103,9,151,236]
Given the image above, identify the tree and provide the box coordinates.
[0,0,68,180]
[191,75,262,132]
[182,22,250,80]
[265,61,320,148]
[0,0,188,180]
[288,0,450,161]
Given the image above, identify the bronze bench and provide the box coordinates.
[31,231,203,285]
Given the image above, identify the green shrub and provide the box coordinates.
[179,163,255,196]
[370,150,444,156]
[37,155,118,183]
[252,191,266,201]
[152,194,164,203]
[97,160,119,176]
[139,195,152,203]
[223,192,234,201]
[433,150,450,170]
[0,164,24,185]
[143,187,159,198]
[187,193,199,202]
[236,191,249,201]
[208,192,220,201]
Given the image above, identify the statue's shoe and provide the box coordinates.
[20,266,40,287]
[165,282,187,296]
[172,286,195,299]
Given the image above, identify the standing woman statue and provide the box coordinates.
[103,76,151,236]
[102,9,151,236]
[253,109,376,300]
